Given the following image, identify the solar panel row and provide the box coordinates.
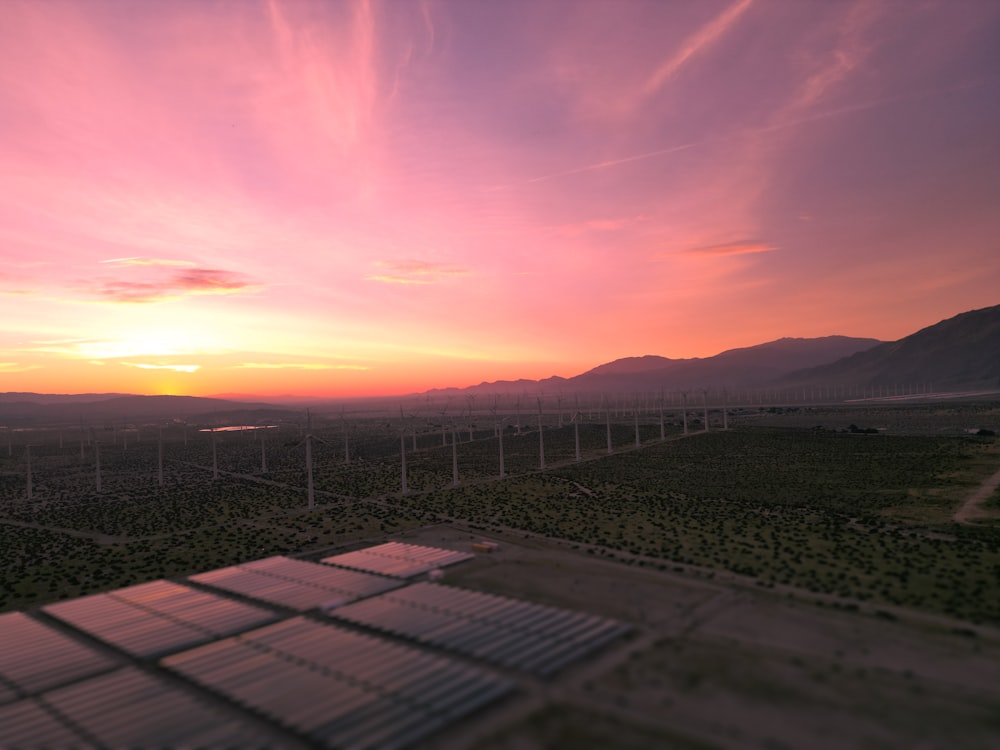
[0,668,268,749]
[331,582,632,676]
[43,581,278,658]
[322,541,474,578]
[164,617,512,749]
[0,612,117,700]
[191,555,403,611]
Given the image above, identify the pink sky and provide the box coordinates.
[1,0,998,397]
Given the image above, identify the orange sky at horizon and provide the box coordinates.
[1,1,998,398]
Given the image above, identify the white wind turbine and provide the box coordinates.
[605,396,613,455]
[489,400,508,479]
[452,422,460,486]
[294,409,329,510]
[341,407,351,464]
[571,411,582,463]
[24,444,34,500]
[702,389,709,432]
[537,397,546,470]
[658,388,666,441]
[633,393,641,448]
[438,397,451,447]
[466,394,476,442]
[94,429,103,493]
[681,391,689,435]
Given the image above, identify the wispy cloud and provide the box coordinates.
[365,260,469,285]
[0,362,41,373]
[93,267,255,303]
[641,0,755,99]
[683,241,778,256]
[234,362,369,370]
[521,144,695,186]
[122,362,201,373]
[100,257,196,268]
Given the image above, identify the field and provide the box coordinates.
[3,402,1000,748]
[1,403,999,624]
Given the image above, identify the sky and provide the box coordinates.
[1,0,998,398]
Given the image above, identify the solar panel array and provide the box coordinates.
[0,613,117,702]
[2,543,631,748]
[44,580,279,657]
[164,617,513,749]
[190,555,403,611]
[331,581,632,676]
[1,667,268,748]
[322,541,474,578]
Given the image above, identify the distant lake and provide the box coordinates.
[199,425,278,432]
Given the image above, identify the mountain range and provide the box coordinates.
[1,304,998,423]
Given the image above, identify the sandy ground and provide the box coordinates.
[386,524,1000,750]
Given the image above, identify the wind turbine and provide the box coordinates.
[259,425,268,474]
[537,397,546,470]
[452,423,460,486]
[399,428,408,495]
[634,393,641,448]
[211,429,219,480]
[157,426,164,487]
[438,397,451,447]
[702,389,709,432]
[605,401,613,455]
[659,389,665,441]
[572,412,582,463]
[722,389,729,430]
[341,407,351,464]
[94,430,102,493]
[681,391,689,435]
[296,409,330,509]
[24,444,33,500]
[466,394,476,442]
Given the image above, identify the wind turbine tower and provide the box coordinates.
[157,427,164,487]
[498,418,506,479]
[211,430,219,481]
[400,432,408,495]
[605,404,613,455]
[702,390,709,432]
[573,412,581,463]
[659,390,665,441]
[25,445,32,500]
[537,398,545,470]
[95,433,102,493]
[634,394,641,448]
[681,391,689,435]
[452,425,459,486]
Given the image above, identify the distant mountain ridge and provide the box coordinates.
[778,304,1000,390]
[426,335,883,396]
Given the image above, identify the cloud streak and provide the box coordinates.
[122,362,201,373]
[366,260,469,285]
[92,267,255,303]
[235,362,368,370]
[684,241,778,256]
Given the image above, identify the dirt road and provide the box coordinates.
[954,463,1000,522]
